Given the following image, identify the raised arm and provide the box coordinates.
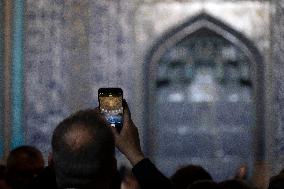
[110,100,173,189]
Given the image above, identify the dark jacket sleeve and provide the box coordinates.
[132,158,173,189]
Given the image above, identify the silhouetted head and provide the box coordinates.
[171,165,212,189]
[219,179,252,189]
[51,109,116,189]
[6,145,44,189]
[268,169,284,189]
[187,180,223,189]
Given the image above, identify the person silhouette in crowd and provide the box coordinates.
[171,165,212,189]
[219,179,253,189]
[187,180,223,189]
[0,165,12,189]
[267,169,284,189]
[5,145,44,189]
[26,100,172,189]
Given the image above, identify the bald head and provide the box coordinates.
[51,109,115,188]
[63,124,93,151]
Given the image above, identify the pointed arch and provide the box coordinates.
[144,12,265,161]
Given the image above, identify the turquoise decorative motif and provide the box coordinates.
[11,0,25,149]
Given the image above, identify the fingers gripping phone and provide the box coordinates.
[98,88,123,132]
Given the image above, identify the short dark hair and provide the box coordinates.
[171,165,212,189]
[268,170,284,189]
[6,145,44,189]
[7,145,44,169]
[52,109,115,188]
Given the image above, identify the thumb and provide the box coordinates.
[123,99,131,121]
[109,125,120,138]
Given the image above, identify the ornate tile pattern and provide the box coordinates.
[24,0,136,156]
[272,1,284,167]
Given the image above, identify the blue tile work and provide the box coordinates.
[24,0,68,156]
[272,1,284,168]
[88,1,135,96]
[0,0,3,158]
[24,0,136,157]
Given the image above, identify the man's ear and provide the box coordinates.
[48,152,54,167]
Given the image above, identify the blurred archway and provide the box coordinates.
[145,13,264,181]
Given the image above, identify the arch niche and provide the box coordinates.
[144,13,264,180]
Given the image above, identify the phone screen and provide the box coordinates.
[98,88,123,132]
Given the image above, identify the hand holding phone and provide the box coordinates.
[109,99,145,166]
[98,88,123,132]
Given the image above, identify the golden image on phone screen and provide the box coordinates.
[98,88,123,132]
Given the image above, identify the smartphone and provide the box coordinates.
[98,88,123,132]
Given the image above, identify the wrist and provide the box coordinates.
[126,151,145,166]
